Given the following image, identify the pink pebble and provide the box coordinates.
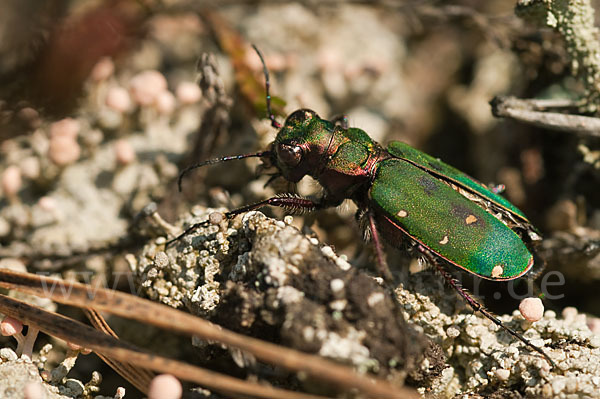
[49,136,81,166]
[38,196,57,211]
[1,316,23,336]
[105,86,132,113]
[50,118,80,139]
[23,382,44,399]
[91,57,115,81]
[148,374,182,399]
[175,81,201,104]
[114,139,136,165]
[1,166,22,197]
[130,70,168,106]
[155,90,176,114]
[519,297,544,322]
[588,317,600,334]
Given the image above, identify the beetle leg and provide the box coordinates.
[167,194,336,246]
[366,210,394,281]
[524,246,547,282]
[416,244,556,368]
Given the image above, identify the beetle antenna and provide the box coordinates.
[178,151,271,192]
[252,44,282,129]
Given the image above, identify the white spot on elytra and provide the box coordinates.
[439,235,449,245]
[491,265,504,278]
[465,214,478,224]
[397,210,408,217]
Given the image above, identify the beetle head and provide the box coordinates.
[270,108,334,182]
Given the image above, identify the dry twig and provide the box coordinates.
[0,268,419,399]
[491,96,600,138]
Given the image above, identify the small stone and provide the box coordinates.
[495,368,510,381]
[0,347,18,361]
[48,135,80,166]
[155,91,176,114]
[1,165,22,197]
[519,297,544,322]
[587,317,600,334]
[208,212,225,225]
[541,383,553,397]
[1,316,23,336]
[130,70,168,106]
[154,252,169,269]
[0,258,26,272]
[37,196,57,212]
[50,118,80,139]
[303,326,315,342]
[106,86,132,113]
[320,246,335,258]
[175,81,202,104]
[114,139,136,165]
[64,379,84,397]
[562,307,578,322]
[446,326,460,338]
[367,292,384,307]
[330,279,344,293]
[20,157,40,179]
[148,374,182,399]
[544,310,556,319]
[552,377,566,395]
[91,57,115,81]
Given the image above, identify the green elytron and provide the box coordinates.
[175,46,553,367]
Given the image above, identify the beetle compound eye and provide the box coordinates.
[277,143,302,167]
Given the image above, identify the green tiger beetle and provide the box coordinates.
[172,45,555,368]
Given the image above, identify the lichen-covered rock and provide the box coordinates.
[136,208,440,391]
[0,361,70,399]
[136,207,600,397]
[397,269,600,398]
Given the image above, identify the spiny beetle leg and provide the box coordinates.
[367,211,394,282]
[166,194,326,247]
[527,251,547,281]
[416,244,556,369]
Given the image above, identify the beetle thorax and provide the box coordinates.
[271,109,384,202]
